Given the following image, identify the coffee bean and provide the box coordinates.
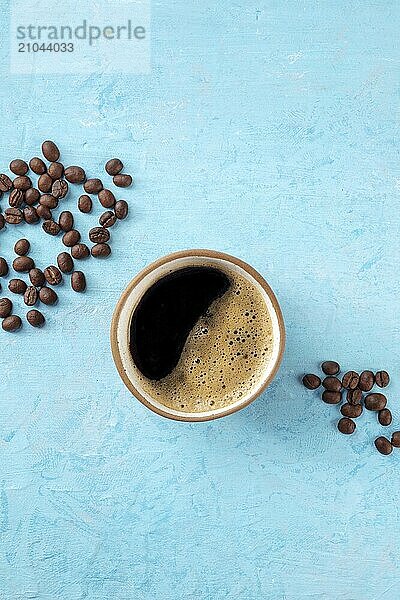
[13,175,32,191]
[378,408,392,426]
[38,173,53,193]
[338,417,356,434]
[322,376,342,392]
[5,208,23,224]
[52,179,68,199]
[25,188,40,205]
[71,244,90,259]
[0,214,5,230]
[42,140,60,162]
[64,165,86,183]
[39,194,58,209]
[89,227,109,243]
[42,220,61,236]
[113,174,132,188]
[322,390,342,404]
[2,315,22,332]
[342,371,359,389]
[47,161,64,179]
[57,252,74,273]
[14,239,30,256]
[114,200,128,220]
[59,210,74,232]
[39,286,58,305]
[62,229,81,247]
[358,370,374,392]
[10,159,28,175]
[29,157,46,175]
[71,271,86,292]
[84,178,103,194]
[347,388,362,405]
[0,298,12,318]
[29,268,45,287]
[0,257,9,276]
[9,189,24,207]
[8,279,27,294]
[36,204,52,220]
[78,195,92,213]
[13,256,34,273]
[0,174,13,192]
[44,266,62,286]
[26,309,45,328]
[374,436,392,455]
[341,403,363,418]
[98,189,116,208]
[375,371,390,388]
[321,361,340,375]
[105,158,123,175]
[364,393,387,411]
[99,211,116,228]
[24,286,38,306]
[91,243,111,258]
[391,432,400,447]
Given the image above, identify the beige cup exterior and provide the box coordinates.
[111,250,285,421]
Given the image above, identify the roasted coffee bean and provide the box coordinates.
[322,376,342,392]
[59,210,74,232]
[84,178,103,194]
[44,266,62,286]
[10,159,28,175]
[29,268,45,287]
[2,315,22,332]
[39,286,58,305]
[358,370,374,392]
[78,195,92,213]
[71,244,90,259]
[47,161,64,180]
[71,271,86,292]
[347,388,362,405]
[57,252,74,273]
[36,204,52,220]
[14,239,30,256]
[105,158,123,175]
[24,286,38,306]
[322,390,342,404]
[8,279,27,294]
[9,189,24,207]
[391,432,400,447]
[375,436,392,455]
[64,165,86,183]
[89,227,109,243]
[0,174,13,192]
[26,309,45,327]
[99,210,117,228]
[91,243,111,258]
[38,173,53,193]
[114,200,128,220]
[0,214,5,230]
[338,417,356,434]
[52,179,68,199]
[29,157,47,175]
[0,298,12,319]
[42,140,60,162]
[321,361,340,375]
[364,393,387,411]
[98,189,115,208]
[42,220,61,236]
[13,256,34,273]
[62,229,80,247]
[113,174,132,188]
[5,208,23,224]
[375,371,390,388]
[25,187,40,205]
[39,193,58,209]
[13,175,31,191]
[0,257,9,276]
[342,371,359,389]
[341,403,363,418]
[378,408,392,426]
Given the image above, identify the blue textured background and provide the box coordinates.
[1,2,400,599]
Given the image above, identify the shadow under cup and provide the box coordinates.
[110,250,285,421]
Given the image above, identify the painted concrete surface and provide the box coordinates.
[1,1,400,598]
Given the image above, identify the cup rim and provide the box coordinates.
[110,249,285,422]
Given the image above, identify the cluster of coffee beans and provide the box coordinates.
[302,362,399,455]
[0,141,131,331]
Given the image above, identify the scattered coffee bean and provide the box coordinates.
[57,252,74,273]
[341,403,363,418]
[52,179,68,199]
[47,161,64,180]
[39,286,58,305]
[303,374,321,390]
[29,157,46,175]
[0,174,13,192]
[98,189,116,208]
[338,417,356,434]
[365,393,387,411]
[78,195,92,213]
[113,174,132,188]
[105,158,123,175]
[14,239,30,256]
[44,266,62,286]
[378,408,392,426]
[71,244,90,259]
[375,436,392,455]
[8,279,27,294]
[24,286,38,306]
[71,271,86,292]
[13,175,32,191]
[62,229,81,247]
[358,370,374,392]
[26,309,45,327]
[114,200,128,220]
[36,204,52,220]
[347,388,362,405]
[9,189,24,207]
[375,371,390,388]
[89,227,109,243]
[0,257,9,277]
[0,214,5,230]
[25,188,40,205]
[0,298,12,319]
[342,371,359,389]
[13,256,34,273]
[42,220,61,236]
[59,210,74,232]
[91,243,111,258]
[5,208,23,224]
[40,193,58,209]
[321,361,340,375]
[99,211,116,228]
[322,376,342,392]
[64,165,86,183]
[391,432,400,447]
[38,173,53,193]
[322,390,342,404]
[84,178,103,194]
[29,268,45,287]
[2,315,22,332]
[42,140,60,162]
[10,159,28,175]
